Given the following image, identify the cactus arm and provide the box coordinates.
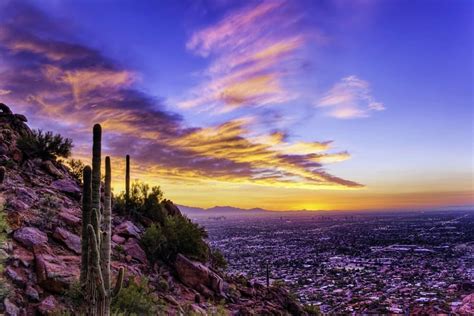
[112,267,125,298]
[91,208,101,251]
[87,224,106,299]
[125,155,130,206]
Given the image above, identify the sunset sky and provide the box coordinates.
[0,0,472,211]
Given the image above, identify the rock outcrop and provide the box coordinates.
[0,103,305,315]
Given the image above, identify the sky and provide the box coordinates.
[0,0,472,211]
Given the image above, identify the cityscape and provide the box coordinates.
[196,211,474,314]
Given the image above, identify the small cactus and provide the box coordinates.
[125,154,130,206]
[80,124,124,316]
[0,166,5,184]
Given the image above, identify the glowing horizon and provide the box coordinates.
[0,0,472,211]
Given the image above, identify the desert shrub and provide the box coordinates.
[66,159,85,182]
[157,277,169,291]
[112,277,158,315]
[210,248,227,271]
[0,202,9,298]
[64,280,83,309]
[272,279,287,288]
[210,300,229,316]
[303,304,321,315]
[142,215,209,262]
[17,129,72,160]
[114,181,166,223]
[141,224,166,261]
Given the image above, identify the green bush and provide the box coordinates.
[114,181,166,223]
[142,215,209,262]
[303,304,321,315]
[66,159,85,182]
[210,248,227,271]
[17,129,72,160]
[141,224,166,261]
[64,281,83,309]
[112,277,158,316]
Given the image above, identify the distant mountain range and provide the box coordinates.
[178,204,474,218]
[177,205,273,217]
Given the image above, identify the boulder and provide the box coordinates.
[175,254,225,296]
[34,245,79,293]
[51,179,80,199]
[14,114,27,123]
[13,187,37,205]
[123,238,147,264]
[25,285,40,302]
[0,103,13,114]
[115,221,141,239]
[5,266,28,287]
[58,210,80,226]
[37,295,59,315]
[13,227,48,248]
[12,245,34,267]
[4,298,20,316]
[7,199,29,212]
[458,293,474,314]
[162,199,182,216]
[112,234,126,244]
[42,161,63,178]
[53,227,81,254]
[10,148,22,162]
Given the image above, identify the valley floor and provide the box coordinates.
[192,210,474,314]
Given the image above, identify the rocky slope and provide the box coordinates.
[0,103,305,315]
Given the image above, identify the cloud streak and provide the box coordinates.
[317,75,385,119]
[0,2,361,190]
[180,1,306,112]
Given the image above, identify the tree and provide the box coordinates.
[17,129,72,160]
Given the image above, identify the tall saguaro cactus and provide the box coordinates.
[125,154,130,206]
[80,124,124,316]
[92,124,101,221]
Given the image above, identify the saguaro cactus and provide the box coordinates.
[125,154,130,206]
[80,166,92,285]
[0,166,5,184]
[80,124,124,316]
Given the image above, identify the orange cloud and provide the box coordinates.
[0,2,361,195]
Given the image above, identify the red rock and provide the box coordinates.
[5,266,28,287]
[11,148,22,162]
[52,227,81,254]
[38,295,59,315]
[58,211,80,226]
[13,227,48,248]
[34,245,80,293]
[162,199,182,216]
[26,285,40,301]
[112,234,126,244]
[7,199,29,212]
[175,254,225,296]
[123,238,147,264]
[115,221,141,238]
[4,298,20,316]
[12,245,34,267]
[51,179,80,199]
[42,161,63,179]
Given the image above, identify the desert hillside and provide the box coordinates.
[0,103,307,315]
